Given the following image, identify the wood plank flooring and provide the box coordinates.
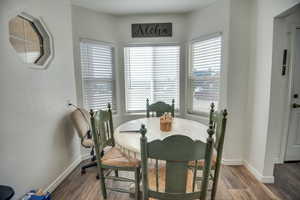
[52,160,280,200]
[266,162,300,200]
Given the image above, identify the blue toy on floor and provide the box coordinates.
[22,190,51,200]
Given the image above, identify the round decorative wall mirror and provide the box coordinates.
[8,12,53,69]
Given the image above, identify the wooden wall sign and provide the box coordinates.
[131,23,172,38]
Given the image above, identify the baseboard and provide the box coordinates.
[45,156,82,193]
[243,160,274,183]
[222,159,243,165]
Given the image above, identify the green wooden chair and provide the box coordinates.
[90,104,141,200]
[190,103,228,200]
[139,122,215,200]
[210,104,228,200]
[146,98,175,118]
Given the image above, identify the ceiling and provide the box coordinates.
[71,0,218,15]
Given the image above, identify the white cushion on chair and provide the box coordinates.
[82,139,94,147]
[71,108,91,142]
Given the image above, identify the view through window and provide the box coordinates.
[124,46,180,112]
[189,35,222,114]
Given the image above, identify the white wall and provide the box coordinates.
[245,0,300,181]
[71,6,119,156]
[226,0,252,164]
[185,0,231,126]
[0,0,80,198]
[72,5,118,108]
[186,0,252,164]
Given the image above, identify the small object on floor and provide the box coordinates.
[0,185,14,200]
[21,189,51,200]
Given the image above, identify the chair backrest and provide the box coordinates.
[208,103,228,200]
[90,104,115,156]
[146,98,175,118]
[207,103,228,155]
[71,108,90,141]
[140,125,215,200]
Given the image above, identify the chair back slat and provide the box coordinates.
[90,104,115,154]
[192,160,198,192]
[213,111,223,149]
[165,160,188,193]
[146,98,175,118]
[155,159,159,192]
[211,108,228,200]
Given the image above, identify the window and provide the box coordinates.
[80,40,115,111]
[188,35,222,115]
[124,45,180,112]
[8,13,52,68]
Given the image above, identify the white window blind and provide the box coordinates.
[80,40,115,111]
[124,46,180,112]
[189,35,222,114]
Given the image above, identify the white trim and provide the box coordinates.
[44,156,83,193]
[190,32,222,44]
[222,159,243,165]
[122,42,182,47]
[243,160,274,183]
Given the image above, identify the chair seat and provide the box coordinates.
[101,147,140,168]
[188,155,217,169]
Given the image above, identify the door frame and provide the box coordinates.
[279,24,300,163]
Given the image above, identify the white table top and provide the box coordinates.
[114,117,208,154]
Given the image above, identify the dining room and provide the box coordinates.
[1,0,300,199]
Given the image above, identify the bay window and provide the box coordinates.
[188,34,222,115]
[80,40,116,111]
[124,45,180,112]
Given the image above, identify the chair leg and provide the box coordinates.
[135,168,140,200]
[114,170,119,177]
[99,168,107,199]
[81,162,97,174]
[211,166,220,200]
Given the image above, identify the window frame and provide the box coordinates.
[187,32,223,117]
[79,38,117,113]
[123,43,181,113]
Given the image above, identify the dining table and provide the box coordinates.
[114,117,209,160]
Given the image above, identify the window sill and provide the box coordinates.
[123,112,183,117]
[123,112,145,117]
[184,113,209,125]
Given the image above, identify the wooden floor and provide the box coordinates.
[266,162,300,200]
[52,160,280,200]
